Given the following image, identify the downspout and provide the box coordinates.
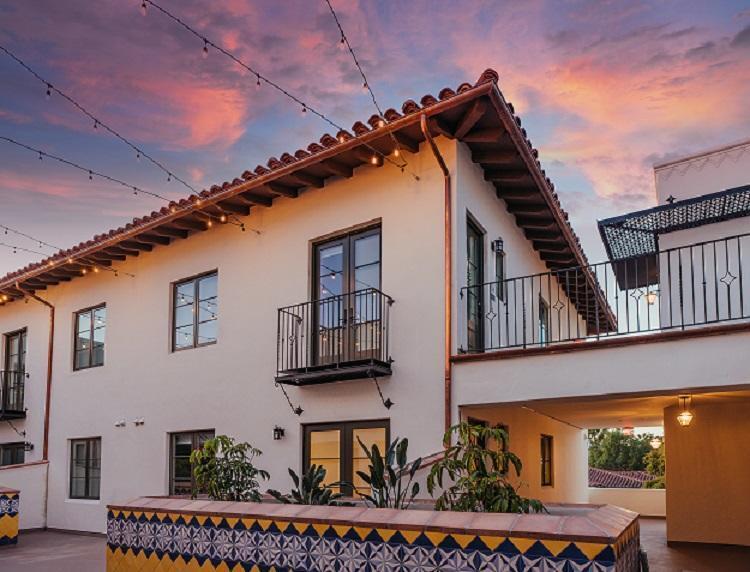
[17,283,54,528]
[419,114,453,436]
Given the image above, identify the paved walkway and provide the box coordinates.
[1,530,104,572]
[2,521,749,571]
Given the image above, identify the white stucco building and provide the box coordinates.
[0,72,748,547]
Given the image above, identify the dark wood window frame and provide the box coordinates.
[541,434,554,487]
[3,328,27,373]
[0,441,25,466]
[169,429,215,495]
[69,437,101,500]
[73,303,106,371]
[538,295,550,347]
[466,215,486,352]
[302,419,389,496]
[171,271,218,352]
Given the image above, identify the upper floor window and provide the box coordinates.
[4,329,26,373]
[466,217,485,352]
[173,272,218,351]
[0,442,24,466]
[70,437,101,500]
[74,305,106,370]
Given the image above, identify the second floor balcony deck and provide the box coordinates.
[276,288,393,385]
[0,370,26,420]
[459,233,750,353]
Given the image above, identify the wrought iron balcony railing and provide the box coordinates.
[0,370,26,419]
[276,288,393,385]
[459,233,750,352]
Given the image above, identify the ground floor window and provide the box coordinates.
[0,442,24,466]
[541,434,553,486]
[170,430,215,495]
[70,437,101,499]
[303,420,388,496]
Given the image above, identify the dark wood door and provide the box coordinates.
[314,227,381,365]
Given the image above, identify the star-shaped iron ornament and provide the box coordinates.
[720,270,737,287]
[485,310,497,322]
[552,299,565,312]
[630,288,644,301]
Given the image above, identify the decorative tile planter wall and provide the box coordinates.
[0,487,20,547]
[107,497,640,571]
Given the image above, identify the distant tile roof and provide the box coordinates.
[598,184,750,261]
[588,468,653,488]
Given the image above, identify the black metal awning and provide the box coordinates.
[598,185,750,261]
[598,185,750,289]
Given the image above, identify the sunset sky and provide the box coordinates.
[1,0,749,274]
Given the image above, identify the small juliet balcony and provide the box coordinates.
[459,233,750,353]
[276,288,394,386]
[0,370,26,420]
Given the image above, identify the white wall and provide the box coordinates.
[588,487,665,517]
[655,141,750,204]
[452,143,587,352]
[453,328,750,412]
[459,405,588,505]
[0,138,456,533]
[0,461,48,529]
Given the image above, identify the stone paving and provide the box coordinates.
[1,520,749,571]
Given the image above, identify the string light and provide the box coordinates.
[323,0,408,167]
[0,136,240,230]
[202,39,209,58]
[139,0,418,180]
[0,43,245,227]
[141,0,147,16]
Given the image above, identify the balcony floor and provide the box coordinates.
[275,358,392,386]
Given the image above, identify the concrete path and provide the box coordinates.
[1,530,105,572]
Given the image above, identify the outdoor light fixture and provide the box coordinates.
[677,395,694,427]
[273,426,285,441]
[646,289,658,305]
[491,238,505,255]
[24,442,34,452]
[649,437,662,450]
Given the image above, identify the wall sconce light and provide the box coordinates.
[677,395,693,427]
[649,437,662,450]
[24,441,34,452]
[646,289,658,305]
[273,426,285,441]
[133,417,145,427]
[114,419,126,428]
[491,238,505,255]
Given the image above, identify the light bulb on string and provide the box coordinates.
[136,151,140,162]
[88,170,93,180]
[167,174,171,183]
[93,120,98,129]
[256,74,261,90]
[300,104,307,117]
[133,187,138,196]
[362,81,368,93]
[140,0,147,16]
[202,39,209,58]
[393,148,400,158]
[377,118,385,128]
[38,152,43,161]
[339,35,346,50]
[206,219,213,228]
[219,214,227,223]
[370,154,379,165]
[46,84,52,99]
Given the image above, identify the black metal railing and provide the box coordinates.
[277,288,393,379]
[0,370,26,418]
[460,233,750,352]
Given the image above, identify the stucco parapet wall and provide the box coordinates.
[108,497,637,546]
[451,320,750,363]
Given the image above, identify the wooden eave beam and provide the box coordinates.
[485,169,531,183]
[496,187,545,203]
[120,240,153,252]
[534,242,570,253]
[320,160,354,178]
[392,132,419,154]
[455,99,487,139]
[236,192,272,207]
[524,229,564,241]
[462,127,504,143]
[506,204,552,216]
[216,201,250,216]
[287,170,324,189]
[152,226,189,239]
[89,252,125,262]
[472,149,518,165]
[515,217,558,230]
[105,246,139,257]
[427,117,454,139]
[137,234,171,245]
[171,218,207,231]
[266,182,299,198]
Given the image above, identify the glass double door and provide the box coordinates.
[314,227,381,365]
[2,330,26,411]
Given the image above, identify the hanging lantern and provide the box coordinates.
[677,395,693,427]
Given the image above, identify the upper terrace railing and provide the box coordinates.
[459,233,750,352]
[0,370,26,420]
[276,288,393,385]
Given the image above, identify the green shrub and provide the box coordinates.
[268,465,345,505]
[355,436,422,509]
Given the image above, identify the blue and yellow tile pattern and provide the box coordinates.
[107,508,640,571]
[0,490,20,547]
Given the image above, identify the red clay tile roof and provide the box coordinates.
[588,468,653,488]
[0,69,599,317]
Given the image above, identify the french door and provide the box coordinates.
[466,219,485,352]
[314,226,381,365]
[2,330,26,412]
